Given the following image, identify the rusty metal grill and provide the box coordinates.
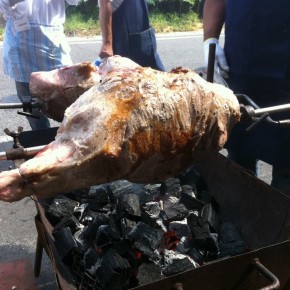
[16,129,290,290]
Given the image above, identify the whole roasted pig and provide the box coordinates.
[0,56,240,202]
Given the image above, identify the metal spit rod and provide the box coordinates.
[0,99,43,118]
[207,43,216,83]
[0,103,26,109]
[0,145,45,161]
[253,103,290,116]
[0,101,42,110]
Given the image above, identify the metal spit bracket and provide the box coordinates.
[17,97,40,119]
[1,126,27,163]
[0,127,57,162]
[237,94,290,131]
[4,126,23,149]
[0,95,41,119]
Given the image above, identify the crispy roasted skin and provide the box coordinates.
[0,56,240,202]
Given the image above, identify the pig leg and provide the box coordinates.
[0,169,31,202]
[0,141,76,202]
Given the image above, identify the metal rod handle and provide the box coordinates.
[0,103,25,109]
[253,258,280,290]
[0,151,7,160]
[0,145,45,161]
[253,104,290,116]
[207,43,216,83]
[0,102,42,110]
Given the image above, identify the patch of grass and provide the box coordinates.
[64,12,100,36]
[0,12,202,40]
[64,11,201,36]
[0,27,4,40]
[150,12,202,33]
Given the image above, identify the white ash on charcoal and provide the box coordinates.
[179,184,206,211]
[162,249,199,276]
[46,195,80,224]
[142,184,162,198]
[96,225,122,248]
[80,248,135,290]
[136,262,162,286]
[160,177,182,197]
[46,166,248,289]
[95,248,134,289]
[81,185,111,211]
[176,237,204,265]
[116,192,141,221]
[162,196,189,224]
[119,217,138,237]
[179,166,213,205]
[140,202,161,225]
[74,203,90,222]
[54,215,83,234]
[168,220,191,240]
[109,180,162,206]
[187,211,219,258]
[178,167,205,195]
[128,222,163,263]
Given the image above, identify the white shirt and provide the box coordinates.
[0,0,80,82]
[0,0,79,25]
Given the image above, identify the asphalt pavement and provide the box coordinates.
[0,32,273,290]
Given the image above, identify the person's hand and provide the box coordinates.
[99,43,113,59]
[204,38,229,78]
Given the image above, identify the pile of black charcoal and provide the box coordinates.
[45,165,247,290]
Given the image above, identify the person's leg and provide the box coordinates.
[15,81,50,130]
[271,166,290,197]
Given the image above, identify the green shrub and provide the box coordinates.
[65,11,100,36]
[150,12,201,32]
[0,1,203,39]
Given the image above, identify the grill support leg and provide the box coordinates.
[34,235,43,277]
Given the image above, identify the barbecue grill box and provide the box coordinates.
[18,129,290,289]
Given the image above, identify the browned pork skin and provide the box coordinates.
[0,56,240,202]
